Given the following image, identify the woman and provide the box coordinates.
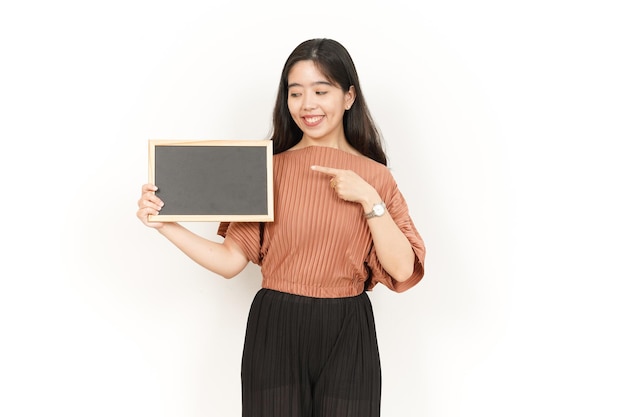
[137,38,426,417]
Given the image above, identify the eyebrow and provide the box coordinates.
[287,81,334,89]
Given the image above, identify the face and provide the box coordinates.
[286,60,355,147]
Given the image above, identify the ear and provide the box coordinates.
[344,86,356,110]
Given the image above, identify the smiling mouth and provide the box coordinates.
[303,115,324,126]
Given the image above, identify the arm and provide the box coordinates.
[311,166,416,282]
[137,184,249,278]
[361,194,416,282]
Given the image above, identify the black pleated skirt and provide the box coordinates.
[241,288,381,417]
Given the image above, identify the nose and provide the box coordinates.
[302,92,317,111]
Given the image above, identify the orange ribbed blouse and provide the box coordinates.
[218,146,425,298]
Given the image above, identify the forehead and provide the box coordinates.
[287,60,332,86]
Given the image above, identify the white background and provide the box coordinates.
[1,1,624,416]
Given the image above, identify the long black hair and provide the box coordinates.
[270,38,387,166]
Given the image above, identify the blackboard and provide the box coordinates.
[148,140,274,222]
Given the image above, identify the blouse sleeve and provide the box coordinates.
[365,180,426,292]
[217,222,263,265]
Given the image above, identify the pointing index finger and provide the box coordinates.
[311,165,340,176]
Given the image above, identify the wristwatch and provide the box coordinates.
[365,201,386,219]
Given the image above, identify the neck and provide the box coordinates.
[293,136,360,156]
[297,133,349,149]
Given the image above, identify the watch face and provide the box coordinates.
[373,204,384,216]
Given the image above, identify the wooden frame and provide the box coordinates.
[148,139,274,222]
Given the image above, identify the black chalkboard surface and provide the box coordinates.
[148,140,274,222]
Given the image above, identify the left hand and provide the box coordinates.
[311,165,380,209]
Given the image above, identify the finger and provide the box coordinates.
[146,207,161,217]
[144,199,164,211]
[138,185,163,205]
[138,206,156,217]
[138,194,162,210]
[142,183,158,193]
[141,189,164,205]
[137,207,155,222]
[311,165,341,176]
[148,194,164,207]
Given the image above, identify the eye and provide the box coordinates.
[289,92,302,98]
[315,91,328,95]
